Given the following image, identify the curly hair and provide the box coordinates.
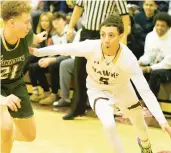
[153,12,171,28]
[1,1,32,21]
[100,14,124,34]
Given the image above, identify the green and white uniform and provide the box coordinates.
[1,30,34,118]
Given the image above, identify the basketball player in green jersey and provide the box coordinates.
[0,1,47,153]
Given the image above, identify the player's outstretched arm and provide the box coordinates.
[29,40,94,58]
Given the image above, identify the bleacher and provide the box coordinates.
[158,83,171,115]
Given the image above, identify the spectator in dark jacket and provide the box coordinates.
[133,0,158,59]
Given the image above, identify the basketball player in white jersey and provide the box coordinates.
[30,14,171,153]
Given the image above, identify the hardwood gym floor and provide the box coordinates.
[12,103,171,153]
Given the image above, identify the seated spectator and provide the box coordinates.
[43,1,73,14]
[139,12,171,97]
[53,57,74,107]
[53,29,82,107]
[29,12,75,105]
[127,3,140,16]
[30,0,44,33]
[127,16,143,59]
[133,0,158,59]
[27,12,54,101]
[155,1,169,12]
[23,11,54,80]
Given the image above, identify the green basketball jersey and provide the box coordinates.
[0,29,33,83]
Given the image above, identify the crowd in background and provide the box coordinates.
[4,0,170,120]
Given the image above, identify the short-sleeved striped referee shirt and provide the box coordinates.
[76,0,128,31]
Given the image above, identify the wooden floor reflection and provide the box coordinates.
[12,104,171,153]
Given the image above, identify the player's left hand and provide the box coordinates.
[34,31,47,43]
[160,123,171,138]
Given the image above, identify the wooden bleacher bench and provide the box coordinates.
[158,83,171,115]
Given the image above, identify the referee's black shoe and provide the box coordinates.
[62,112,85,120]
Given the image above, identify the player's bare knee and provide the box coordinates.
[24,131,36,142]
[26,124,36,141]
[24,135,36,142]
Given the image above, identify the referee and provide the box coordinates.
[63,0,130,120]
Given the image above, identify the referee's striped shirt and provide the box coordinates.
[76,0,129,31]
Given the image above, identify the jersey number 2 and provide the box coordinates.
[1,64,19,79]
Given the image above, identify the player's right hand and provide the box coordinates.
[3,94,21,112]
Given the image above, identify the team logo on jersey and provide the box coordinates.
[0,55,25,66]
[92,66,119,78]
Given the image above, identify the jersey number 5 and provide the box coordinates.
[1,64,19,79]
[99,77,109,85]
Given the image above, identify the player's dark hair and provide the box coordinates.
[100,14,124,34]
